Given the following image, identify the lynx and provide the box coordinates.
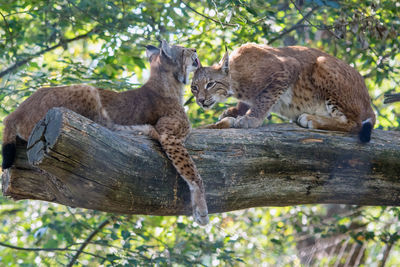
[2,41,209,225]
[191,43,375,142]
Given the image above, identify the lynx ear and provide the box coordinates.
[145,45,160,62]
[160,40,174,60]
[220,50,229,74]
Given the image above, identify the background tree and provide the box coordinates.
[0,0,399,266]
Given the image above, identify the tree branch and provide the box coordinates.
[384,92,400,104]
[180,0,238,27]
[289,0,341,39]
[0,10,13,45]
[0,28,98,79]
[0,241,107,261]
[3,108,400,217]
[67,218,111,267]
[0,241,73,252]
[268,6,320,44]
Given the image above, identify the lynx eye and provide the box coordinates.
[206,82,216,89]
[191,85,198,93]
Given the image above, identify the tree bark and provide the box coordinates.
[2,107,400,216]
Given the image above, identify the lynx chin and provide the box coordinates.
[191,43,375,142]
[2,41,209,225]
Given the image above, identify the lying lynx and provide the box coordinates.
[191,43,375,142]
[2,41,209,225]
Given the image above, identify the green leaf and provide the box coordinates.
[43,239,58,249]
[325,0,340,8]
[121,230,131,240]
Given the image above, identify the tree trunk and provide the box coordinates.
[2,108,400,216]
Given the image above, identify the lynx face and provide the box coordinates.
[147,41,200,85]
[191,66,233,109]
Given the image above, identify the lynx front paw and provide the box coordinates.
[191,188,209,226]
[219,107,238,120]
[233,115,263,128]
[199,117,235,129]
[297,114,314,129]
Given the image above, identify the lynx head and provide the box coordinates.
[146,40,200,85]
[191,51,233,109]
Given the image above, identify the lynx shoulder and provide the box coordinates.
[191,43,375,142]
[2,41,209,225]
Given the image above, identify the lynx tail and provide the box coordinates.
[2,143,16,169]
[358,118,373,143]
[2,117,17,169]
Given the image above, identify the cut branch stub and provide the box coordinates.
[2,107,400,216]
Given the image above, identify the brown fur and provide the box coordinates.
[191,43,375,140]
[2,41,209,225]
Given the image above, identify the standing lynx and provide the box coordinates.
[191,43,375,142]
[2,41,209,225]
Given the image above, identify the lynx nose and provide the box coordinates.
[198,97,205,106]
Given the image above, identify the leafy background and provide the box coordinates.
[0,0,399,266]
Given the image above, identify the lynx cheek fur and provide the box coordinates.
[2,41,209,225]
[191,43,375,142]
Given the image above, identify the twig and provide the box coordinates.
[380,242,393,267]
[66,206,96,230]
[180,0,238,27]
[0,241,106,261]
[66,218,112,267]
[371,101,394,128]
[379,216,399,267]
[289,0,341,39]
[0,27,98,79]
[0,241,74,252]
[384,93,400,104]
[0,10,13,45]
[66,0,120,33]
[268,6,320,44]
[363,53,391,79]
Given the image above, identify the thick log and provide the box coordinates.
[2,107,400,216]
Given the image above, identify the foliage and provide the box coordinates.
[0,0,399,266]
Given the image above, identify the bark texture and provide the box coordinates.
[2,108,400,216]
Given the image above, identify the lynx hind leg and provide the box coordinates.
[297,113,357,132]
[297,98,357,132]
[155,117,209,225]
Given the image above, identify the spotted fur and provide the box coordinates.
[191,43,375,141]
[2,41,209,225]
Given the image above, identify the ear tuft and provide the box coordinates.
[146,45,160,62]
[220,50,229,74]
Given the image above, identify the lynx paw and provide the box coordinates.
[192,188,209,226]
[199,117,235,129]
[219,108,238,120]
[233,116,262,128]
[297,114,314,129]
